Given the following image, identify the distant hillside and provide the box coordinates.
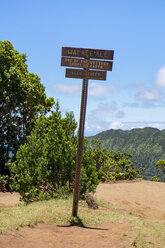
[89,127,165,181]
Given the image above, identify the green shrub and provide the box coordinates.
[0,174,9,192]
[80,145,99,196]
[98,150,138,181]
[11,103,77,202]
[10,104,99,203]
[152,176,160,182]
[155,160,165,182]
[156,160,165,174]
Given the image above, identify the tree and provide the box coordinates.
[11,103,77,202]
[156,160,165,181]
[98,150,138,181]
[11,105,99,202]
[80,139,100,197]
[90,139,109,171]
[0,41,54,175]
[87,139,139,182]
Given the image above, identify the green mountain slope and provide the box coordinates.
[89,127,165,181]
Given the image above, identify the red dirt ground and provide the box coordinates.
[0,180,165,248]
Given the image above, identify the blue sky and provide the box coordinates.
[1,0,165,135]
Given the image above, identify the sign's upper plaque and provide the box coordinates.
[61,57,112,71]
[62,47,114,60]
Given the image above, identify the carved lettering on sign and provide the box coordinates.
[65,68,106,80]
[61,57,112,71]
[62,47,114,60]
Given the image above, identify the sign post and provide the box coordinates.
[61,47,114,217]
[72,68,88,216]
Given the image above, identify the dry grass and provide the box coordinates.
[0,197,165,247]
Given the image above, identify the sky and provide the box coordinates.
[1,0,165,136]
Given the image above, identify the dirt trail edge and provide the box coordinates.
[95,180,165,220]
[0,180,165,248]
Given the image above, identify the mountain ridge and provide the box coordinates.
[89,127,165,181]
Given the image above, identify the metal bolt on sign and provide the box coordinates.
[61,47,114,217]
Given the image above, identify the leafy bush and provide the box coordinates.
[156,160,165,174]
[98,151,138,181]
[80,143,99,196]
[11,103,77,202]
[156,160,165,182]
[0,174,9,192]
[91,139,139,182]
[10,104,99,203]
[152,176,160,182]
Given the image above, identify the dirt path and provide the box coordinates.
[0,222,133,248]
[95,180,165,221]
[0,192,21,208]
[0,180,165,248]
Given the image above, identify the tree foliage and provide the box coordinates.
[11,103,77,202]
[91,139,139,182]
[156,160,165,181]
[80,140,100,197]
[10,118,140,202]
[0,41,54,175]
[89,127,165,181]
[10,105,99,202]
[1,40,146,200]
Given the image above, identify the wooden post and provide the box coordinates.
[61,46,114,217]
[72,69,88,217]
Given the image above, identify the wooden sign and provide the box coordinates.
[60,46,114,217]
[62,47,114,60]
[65,68,106,80]
[61,57,112,71]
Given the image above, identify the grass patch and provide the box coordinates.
[0,196,138,232]
[131,233,154,248]
[0,197,72,232]
[0,196,165,248]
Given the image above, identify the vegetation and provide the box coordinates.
[1,41,161,205]
[0,41,99,198]
[10,128,138,203]
[89,127,165,181]
[156,160,165,181]
[156,159,165,174]
[0,40,54,177]
[0,174,9,191]
[152,176,160,182]
[0,198,165,247]
[1,41,165,247]
[91,139,140,182]
[10,104,100,202]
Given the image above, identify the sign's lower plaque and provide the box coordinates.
[61,57,112,71]
[65,68,106,80]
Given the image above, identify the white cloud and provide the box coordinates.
[53,82,81,94]
[122,122,165,131]
[156,66,165,88]
[88,82,114,97]
[85,121,165,136]
[136,84,161,101]
[85,121,103,133]
[52,82,115,97]
[108,122,124,129]
[87,102,125,122]
[125,66,165,109]
[84,102,125,136]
